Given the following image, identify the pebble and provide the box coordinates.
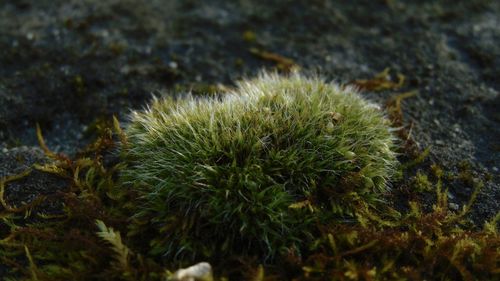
[172,262,213,281]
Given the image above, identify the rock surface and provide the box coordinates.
[0,0,498,224]
[0,146,67,209]
[0,146,67,276]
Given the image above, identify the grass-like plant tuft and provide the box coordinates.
[122,73,398,260]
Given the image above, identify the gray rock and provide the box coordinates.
[0,146,67,215]
[171,262,213,281]
[0,146,67,276]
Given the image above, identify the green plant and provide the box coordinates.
[1,76,497,281]
[121,73,398,261]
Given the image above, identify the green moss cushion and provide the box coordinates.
[122,73,398,260]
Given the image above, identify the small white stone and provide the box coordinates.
[172,262,213,281]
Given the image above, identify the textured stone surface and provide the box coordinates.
[0,146,67,277]
[0,146,67,211]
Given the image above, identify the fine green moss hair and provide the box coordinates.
[121,73,398,261]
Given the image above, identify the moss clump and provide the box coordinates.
[122,73,398,260]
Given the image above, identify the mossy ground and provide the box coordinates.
[0,75,498,280]
[0,0,499,280]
